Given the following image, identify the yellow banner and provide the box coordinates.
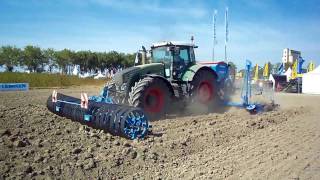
[308,61,315,72]
[292,60,298,79]
[253,64,259,81]
[263,63,269,78]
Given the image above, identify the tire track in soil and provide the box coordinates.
[228,111,320,179]
[133,108,302,179]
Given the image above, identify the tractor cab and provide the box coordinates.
[150,41,197,80]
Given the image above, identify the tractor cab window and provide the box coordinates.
[152,46,173,77]
[151,47,173,63]
[174,46,192,65]
[178,48,190,64]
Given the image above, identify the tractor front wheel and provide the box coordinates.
[129,77,172,120]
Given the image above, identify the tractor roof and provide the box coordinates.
[151,41,196,48]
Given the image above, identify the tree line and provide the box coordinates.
[0,45,136,73]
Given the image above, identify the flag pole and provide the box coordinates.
[212,10,217,62]
[224,7,229,62]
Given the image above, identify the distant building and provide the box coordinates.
[282,48,301,64]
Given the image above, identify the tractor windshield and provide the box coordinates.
[151,47,173,63]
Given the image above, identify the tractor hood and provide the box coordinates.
[113,63,165,86]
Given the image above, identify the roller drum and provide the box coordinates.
[46,93,149,139]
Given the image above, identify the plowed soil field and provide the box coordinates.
[1,86,319,179]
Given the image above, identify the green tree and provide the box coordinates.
[107,51,122,67]
[228,61,237,70]
[273,62,282,74]
[0,46,22,72]
[268,62,274,74]
[228,61,237,78]
[1,44,140,74]
[96,52,108,72]
[55,49,74,74]
[43,48,57,72]
[87,51,98,72]
[125,53,135,67]
[22,45,46,72]
[74,51,89,72]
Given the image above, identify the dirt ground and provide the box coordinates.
[0,86,320,179]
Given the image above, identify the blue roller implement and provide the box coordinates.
[47,92,149,140]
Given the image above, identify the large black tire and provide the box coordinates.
[128,77,172,120]
[190,69,218,109]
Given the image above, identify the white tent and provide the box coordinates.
[94,72,106,79]
[269,74,275,90]
[302,66,320,94]
[284,67,292,82]
[72,65,80,76]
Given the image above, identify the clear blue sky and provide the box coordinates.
[1,0,319,68]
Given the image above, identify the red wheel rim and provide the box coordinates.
[197,81,214,104]
[144,87,164,113]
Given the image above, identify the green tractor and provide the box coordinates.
[108,41,232,119]
[46,40,233,139]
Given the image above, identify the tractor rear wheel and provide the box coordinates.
[191,69,217,108]
[129,77,171,120]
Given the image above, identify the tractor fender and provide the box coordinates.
[182,65,218,82]
[146,74,175,97]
